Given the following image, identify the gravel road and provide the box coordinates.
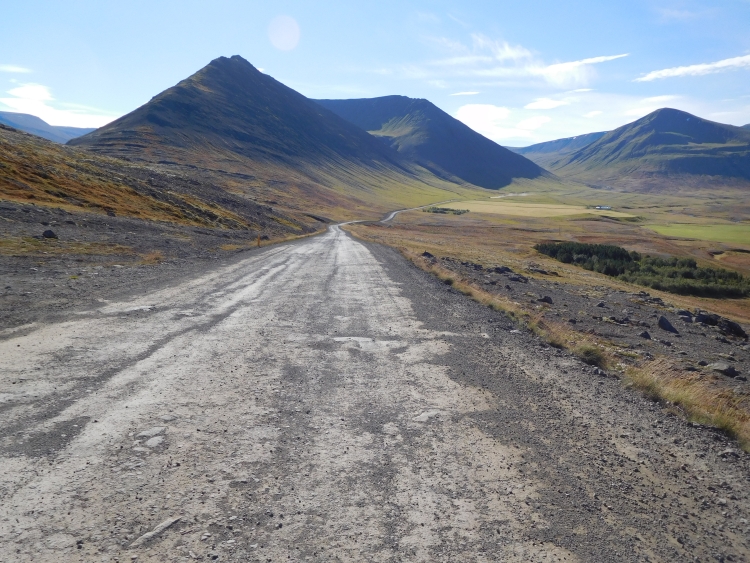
[2,225,750,562]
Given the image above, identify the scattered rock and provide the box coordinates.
[658,316,679,334]
[493,266,513,274]
[638,331,651,340]
[159,414,177,422]
[538,296,553,304]
[596,302,606,308]
[137,426,166,438]
[698,360,709,366]
[129,516,181,548]
[709,363,741,378]
[718,319,747,339]
[720,448,740,458]
[412,410,441,422]
[421,251,434,259]
[695,312,721,326]
[508,275,528,283]
[42,229,58,239]
[145,435,165,448]
[568,318,577,324]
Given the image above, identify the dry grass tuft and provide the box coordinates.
[140,250,165,265]
[626,358,750,449]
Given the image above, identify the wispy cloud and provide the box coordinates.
[450,91,480,96]
[0,83,116,128]
[415,34,627,88]
[524,98,569,109]
[635,54,750,82]
[0,65,31,73]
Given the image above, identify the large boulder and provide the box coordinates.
[658,315,679,334]
[709,363,741,378]
[718,318,748,339]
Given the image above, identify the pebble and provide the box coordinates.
[145,436,165,448]
[137,426,166,438]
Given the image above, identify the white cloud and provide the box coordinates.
[416,35,628,88]
[455,105,557,141]
[470,34,532,61]
[455,104,527,140]
[517,115,551,130]
[0,65,31,73]
[0,83,117,128]
[450,91,480,96]
[584,110,603,118]
[524,98,569,110]
[531,54,628,87]
[635,54,750,82]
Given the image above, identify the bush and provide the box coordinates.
[535,242,749,298]
[575,344,606,367]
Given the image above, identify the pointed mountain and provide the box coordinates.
[69,56,480,219]
[551,108,750,190]
[508,131,607,170]
[315,95,546,189]
[0,111,94,143]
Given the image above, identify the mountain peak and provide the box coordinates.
[315,95,545,189]
[548,107,750,188]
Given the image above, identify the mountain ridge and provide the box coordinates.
[0,111,95,143]
[507,131,607,170]
[315,95,546,189]
[548,108,750,190]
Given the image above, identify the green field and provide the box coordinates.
[442,200,635,218]
[646,223,750,246]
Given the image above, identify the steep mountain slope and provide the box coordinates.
[0,111,95,143]
[70,57,480,220]
[742,124,750,130]
[315,95,546,189]
[508,131,607,170]
[551,108,750,190]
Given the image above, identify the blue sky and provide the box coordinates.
[2,0,749,146]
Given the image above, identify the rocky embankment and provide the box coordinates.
[428,253,749,389]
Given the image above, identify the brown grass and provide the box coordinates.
[627,358,750,449]
[139,250,165,265]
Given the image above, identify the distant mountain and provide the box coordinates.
[550,108,750,190]
[508,131,607,170]
[742,124,750,130]
[0,111,95,143]
[315,95,546,189]
[69,56,480,219]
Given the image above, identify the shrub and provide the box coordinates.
[575,344,606,367]
[535,242,749,298]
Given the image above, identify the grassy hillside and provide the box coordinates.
[70,57,484,221]
[0,124,310,233]
[315,95,546,190]
[550,108,750,191]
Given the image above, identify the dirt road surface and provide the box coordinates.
[2,225,749,562]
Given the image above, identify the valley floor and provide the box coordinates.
[2,226,750,562]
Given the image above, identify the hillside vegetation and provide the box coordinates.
[535,241,750,298]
